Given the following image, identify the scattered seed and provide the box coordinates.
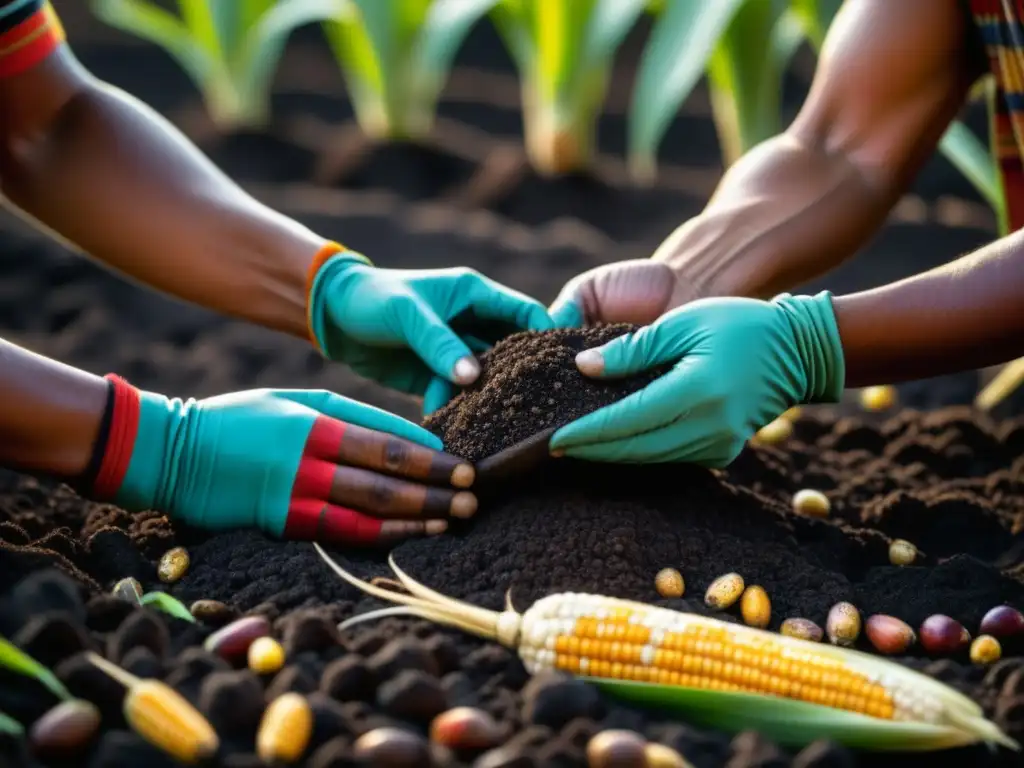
[781,406,802,421]
[780,618,823,642]
[865,615,916,655]
[248,637,285,675]
[740,586,771,629]
[655,568,685,599]
[111,577,143,605]
[919,615,971,655]
[257,692,312,763]
[189,599,236,625]
[859,385,897,411]
[970,635,1002,665]
[751,417,793,446]
[644,742,693,768]
[826,602,861,647]
[204,615,271,660]
[158,547,190,583]
[29,699,100,757]
[429,706,502,750]
[353,726,430,766]
[791,489,830,518]
[586,729,647,768]
[704,573,745,611]
[888,539,917,566]
[979,606,1024,639]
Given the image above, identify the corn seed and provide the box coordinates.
[970,635,1002,665]
[257,693,312,763]
[865,615,916,655]
[888,539,917,566]
[248,637,285,675]
[779,618,823,642]
[586,729,647,768]
[429,707,502,750]
[704,573,745,611]
[112,577,143,605]
[920,615,970,655]
[751,417,793,446]
[826,602,861,647]
[655,568,685,599]
[792,489,830,518]
[29,700,100,757]
[859,385,897,411]
[158,547,189,583]
[979,606,1024,639]
[204,615,270,660]
[353,727,429,766]
[740,586,771,629]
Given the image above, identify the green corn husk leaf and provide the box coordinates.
[0,637,71,703]
[0,709,24,737]
[590,678,1009,752]
[628,0,746,181]
[139,592,196,623]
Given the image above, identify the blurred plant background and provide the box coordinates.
[0,0,1013,419]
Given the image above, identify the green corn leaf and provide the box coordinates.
[324,0,386,129]
[628,0,747,180]
[0,636,71,703]
[789,0,842,50]
[0,709,23,737]
[490,0,533,73]
[237,0,347,123]
[409,0,502,108]
[939,120,1005,226]
[139,592,196,623]
[579,0,648,75]
[176,0,226,63]
[91,0,217,91]
[589,678,1009,751]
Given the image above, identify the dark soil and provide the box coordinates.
[0,5,1022,767]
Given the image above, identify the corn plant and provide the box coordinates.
[488,0,649,175]
[322,0,499,141]
[91,0,344,129]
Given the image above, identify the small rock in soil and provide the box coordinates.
[13,611,93,668]
[321,654,376,702]
[266,663,317,699]
[521,673,605,730]
[199,669,265,740]
[377,668,449,722]
[368,637,440,681]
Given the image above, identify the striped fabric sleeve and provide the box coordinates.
[0,0,65,78]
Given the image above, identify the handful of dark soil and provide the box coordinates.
[425,325,668,462]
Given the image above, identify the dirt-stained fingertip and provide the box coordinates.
[450,492,477,519]
[450,463,475,488]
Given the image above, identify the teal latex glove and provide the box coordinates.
[309,254,555,411]
[549,292,845,467]
[98,379,477,546]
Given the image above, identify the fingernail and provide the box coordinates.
[426,520,449,535]
[450,491,478,519]
[575,349,604,376]
[450,463,475,488]
[453,357,480,385]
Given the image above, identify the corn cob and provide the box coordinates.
[86,653,218,763]
[313,544,1016,751]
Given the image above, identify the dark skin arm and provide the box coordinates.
[0,46,321,340]
[654,0,977,302]
[835,230,1024,386]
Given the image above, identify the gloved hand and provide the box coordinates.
[549,292,845,467]
[90,376,476,546]
[548,259,693,328]
[307,247,554,413]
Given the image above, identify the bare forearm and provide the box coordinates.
[0,338,107,478]
[651,132,896,302]
[834,231,1024,386]
[0,51,323,339]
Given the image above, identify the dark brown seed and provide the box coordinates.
[980,606,1024,639]
[189,599,237,626]
[353,726,430,766]
[430,706,503,750]
[111,578,143,605]
[203,615,271,660]
[586,729,648,768]
[29,699,101,756]
[919,615,971,655]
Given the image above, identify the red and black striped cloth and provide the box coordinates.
[0,0,64,78]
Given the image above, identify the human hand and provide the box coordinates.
[94,378,476,546]
[548,259,695,328]
[549,292,845,467]
[307,250,554,409]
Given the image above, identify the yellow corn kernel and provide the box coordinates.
[257,693,312,763]
[248,637,285,675]
[125,680,218,764]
